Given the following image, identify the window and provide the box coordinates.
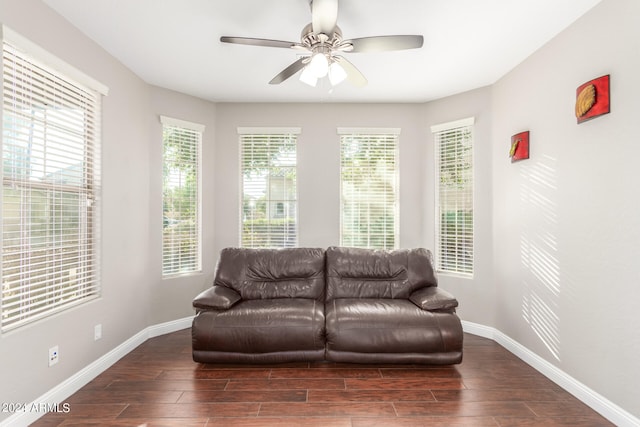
[339,128,399,250]
[239,128,299,248]
[161,116,203,277]
[1,30,106,332]
[432,117,474,275]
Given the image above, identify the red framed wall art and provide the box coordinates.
[575,74,610,124]
[509,131,529,163]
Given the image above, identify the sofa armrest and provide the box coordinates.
[193,286,241,310]
[410,287,458,311]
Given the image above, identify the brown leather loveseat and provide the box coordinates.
[191,246,463,364]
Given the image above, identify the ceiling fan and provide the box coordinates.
[220,0,424,87]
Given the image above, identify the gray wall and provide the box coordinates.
[212,93,495,325]
[148,86,217,325]
[421,87,495,326]
[0,1,215,419]
[0,0,152,413]
[491,0,640,418]
[213,103,428,252]
[1,0,638,423]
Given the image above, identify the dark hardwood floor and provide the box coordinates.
[32,329,613,426]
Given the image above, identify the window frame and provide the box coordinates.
[1,26,106,332]
[160,115,204,278]
[431,117,475,277]
[238,127,300,249]
[338,127,400,250]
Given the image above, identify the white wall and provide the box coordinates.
[491,0,640,418]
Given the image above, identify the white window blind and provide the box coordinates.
[1,39,102,331]
[239,128,298,248]
[339,129,399,250]
[161,116,203,277]
[432,118,474,275]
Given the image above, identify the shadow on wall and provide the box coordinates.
[520,154,561,361]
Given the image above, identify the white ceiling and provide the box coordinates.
[43,0,601,103]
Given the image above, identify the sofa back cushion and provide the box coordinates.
[326,246,437,301]
[214,247,326,300]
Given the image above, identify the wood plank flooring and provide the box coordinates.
[32,329,613,426]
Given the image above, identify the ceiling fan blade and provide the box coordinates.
[347,35,424,53]
[220,36,299,49]
[311,0,338,36]
[269,58,308,84]
[335,56,367,87]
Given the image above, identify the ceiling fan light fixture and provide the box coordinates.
[299,65,318,86]
[308,52,329,78]
[328,61,347,85]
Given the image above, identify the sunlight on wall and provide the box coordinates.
[520,155,561,361]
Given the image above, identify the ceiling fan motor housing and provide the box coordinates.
[301,23,342,47]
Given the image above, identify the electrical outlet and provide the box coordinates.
[94,324,102,341]
[48,346,59,367]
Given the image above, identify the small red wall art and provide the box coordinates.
[575,74,610,124]
[509,131,529,162]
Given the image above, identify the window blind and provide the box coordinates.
[161,116,203,277]
[1,40,102,331]
[239,131,298,248]
[339,130,399,250]
[433,118,474,275]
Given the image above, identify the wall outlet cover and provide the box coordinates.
[48,345,59,367]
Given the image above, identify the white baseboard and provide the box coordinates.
[147,316,194,338]
[3,318,636,427]
[462,320,640,427]
[0,316,194,427]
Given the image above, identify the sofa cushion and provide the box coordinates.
[214,247,326,300]
[192,299,326,355]
[325,247,437,301]
[325,298,463,357]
